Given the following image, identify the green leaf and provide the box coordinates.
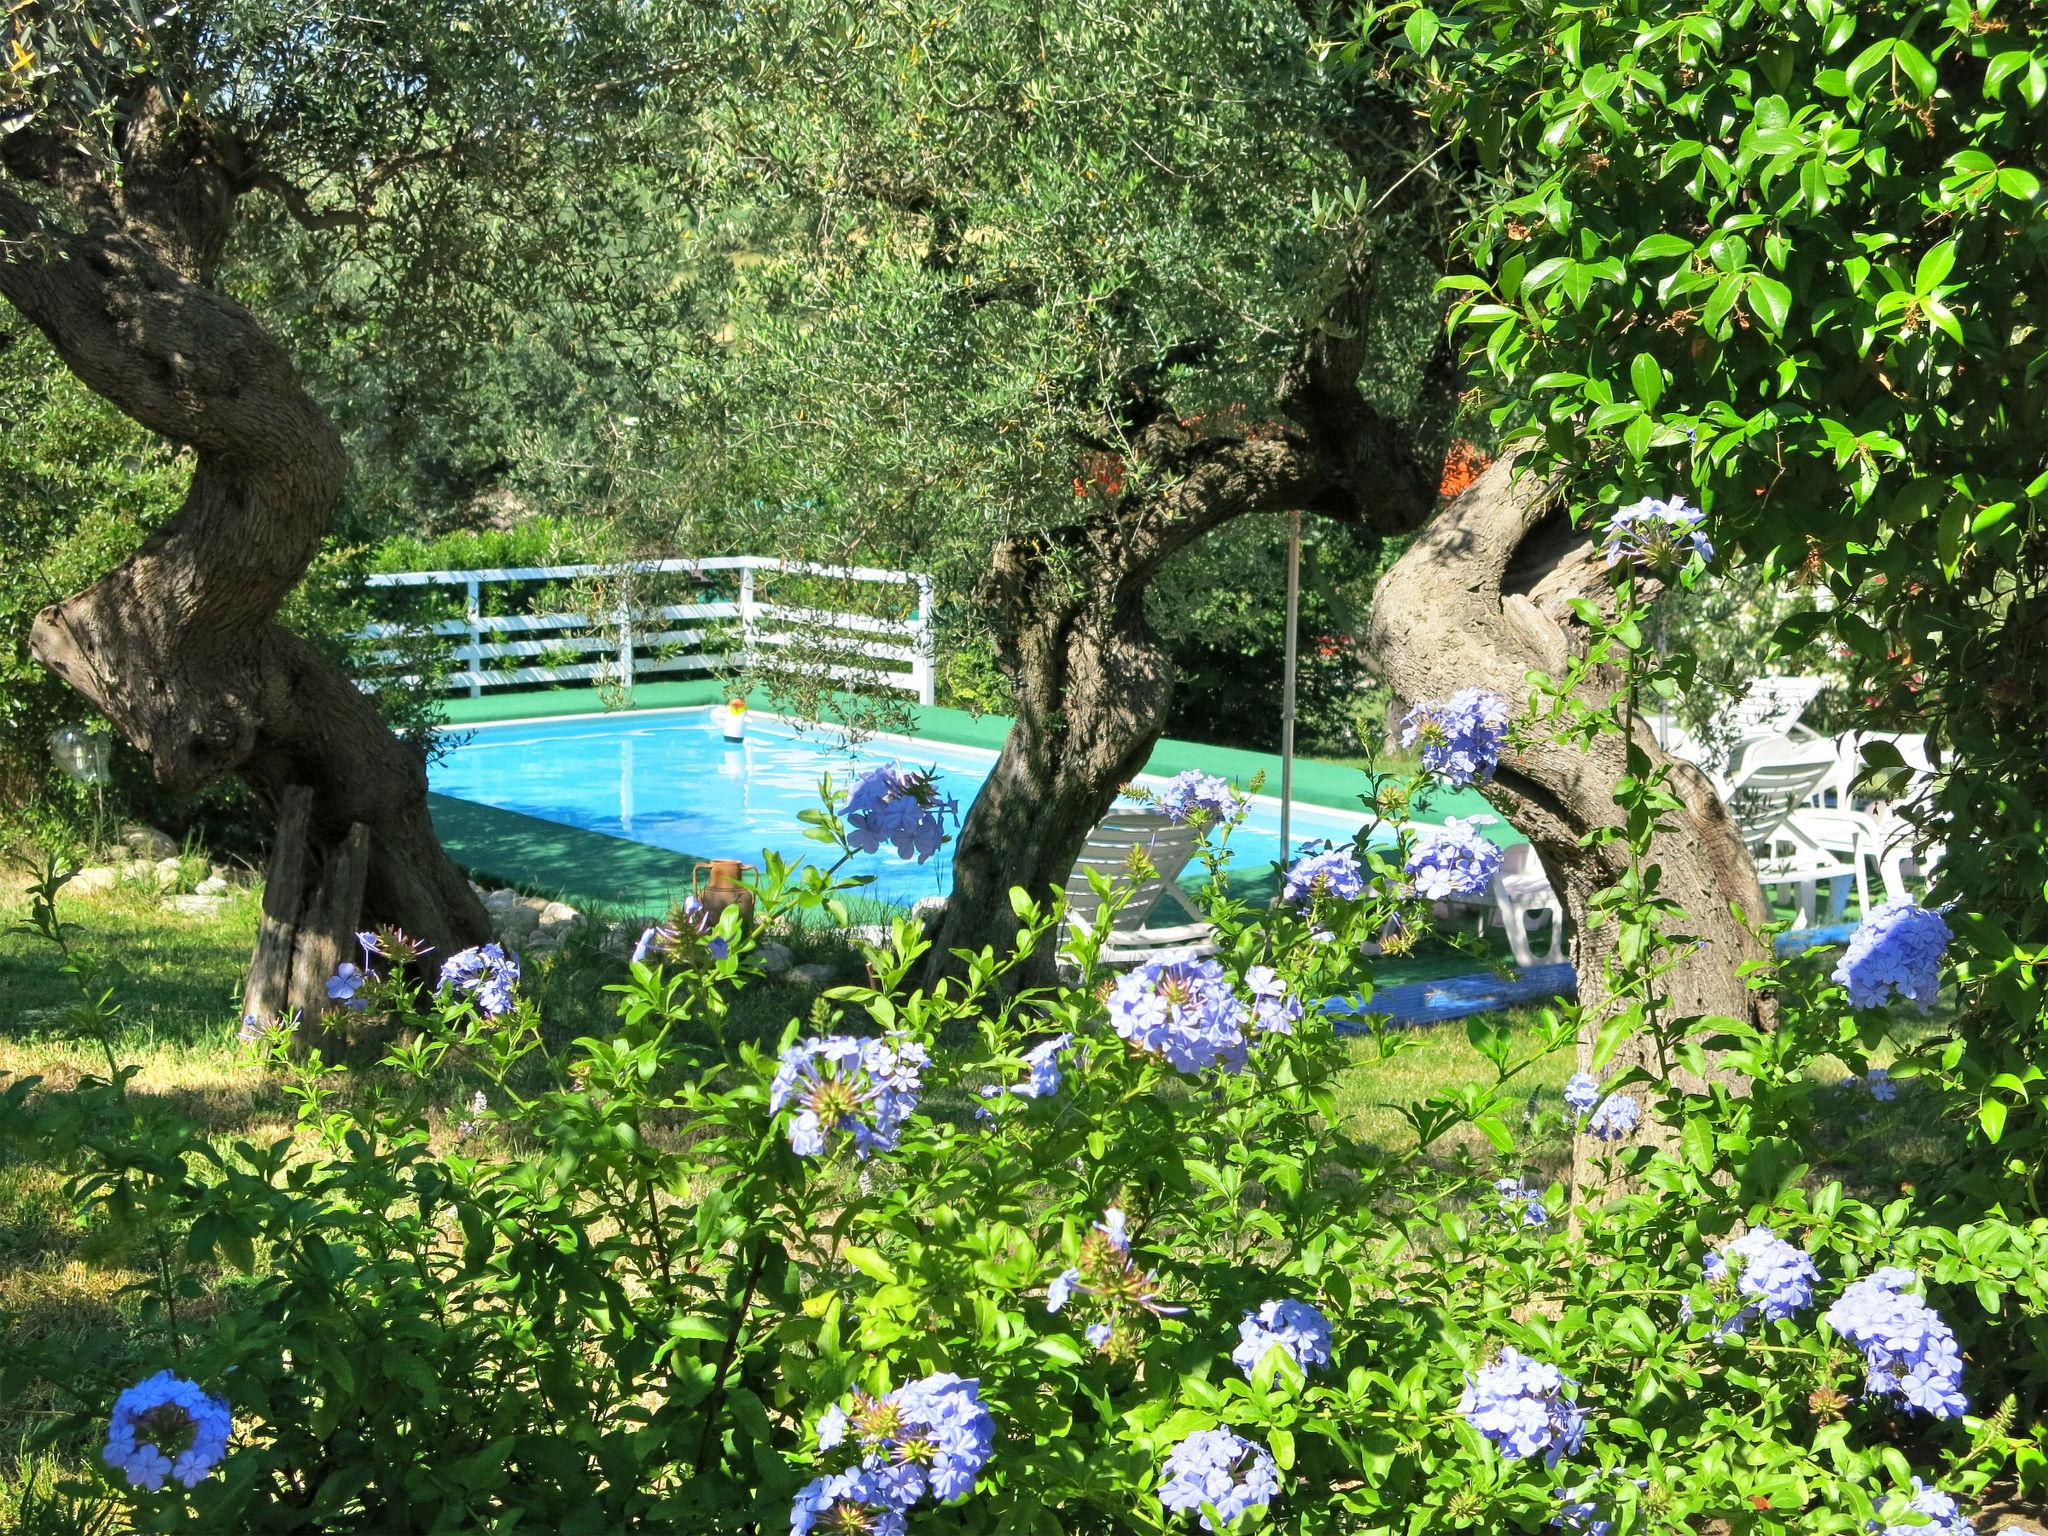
[1892,40,1936,97]
[1998,166,2042,200]
[1979,1096,2008,1142]
[1629,351,1664,410]
[840,1246,899,1283]
[1404,10,1439,55]
[1630,233,1694,262]
[1748,275,1792,334]
[1914,240,1957,294]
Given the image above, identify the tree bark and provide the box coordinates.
[1363,454,1770,1179]
[1,104,490,985]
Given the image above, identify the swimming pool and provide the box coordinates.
[428,708,1381,908]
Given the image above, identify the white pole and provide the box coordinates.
[464,576,483,699]
[1280,511,1301,869]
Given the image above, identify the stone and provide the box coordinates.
[753,939,794,976]
[482,888,523,915]
[785,962,838,987]
[153,856,184,887]
[539,901,580,927]
[121,825,179,860]
[167,893,229,916]
[194,874,230,896]
[68,866,122,895]
[494,907,541,942]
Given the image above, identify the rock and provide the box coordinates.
[753,939,794,976]
[539,901,580,927]
[121,825,179,860]
[153,856,184,887]
[194,874,230,896]
[493,905,542,942]
[785,962,838,987]
[167,893,229,916]
[68,866,122,895]
[482,888,523,915]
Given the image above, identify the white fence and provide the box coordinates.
[357,556,935,704]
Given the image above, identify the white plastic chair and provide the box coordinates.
[1061,809,1213,968]
[1726,746,1862,924]
[1477,843,1566,968]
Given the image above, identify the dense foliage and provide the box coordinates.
[7,625,2046,1530]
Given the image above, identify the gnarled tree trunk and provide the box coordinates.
[1,99,489,1029]
[1364,455,1769,1181]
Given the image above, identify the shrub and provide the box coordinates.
[4,711,2044,1533]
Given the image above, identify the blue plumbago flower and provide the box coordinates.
[1231,1299,1334,1377]
[769,1035,928,1159]
[1109,952,1250,1074]
[1824,1268,1968,1419]
[1158,770,1247,826]
[1563,1072,1601,1117]
[1086,1321,1114,1350]
[1458,1346,1587,1466]
[325,961,368,1011]
[1553,1474,1648,1535]
[1494,1177,1550,1229]
[102,1371,231,1492]
[789,1467,908,1536]
[358,924,432,966]
[636,895,730,966]
[1862,1066,1899,1101]
[1691,1226,1820,1338]
[455,1089,489,1140]
[1874,1477,1975,1536]
[1158,1428,1281,1531]
[1047,1207,1186,1319]
[813,1373,994,1509]
[1834,902,1952,1012]
[1401,689,1510,786]
[1282,846,1365,909]
[845,762,958,864]
[440,944,521,1017]
[1405,815,1505,901]
[1604,495,1714,570]
[1586,1093,1640,1142]
[1244,966,1303,1037]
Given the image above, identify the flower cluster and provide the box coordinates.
[1156,770,1246,826]
[440,943,521,1017]
[978,1034,1076,1116]
[1157,1429,1281,1532]
[1231,1299,1333,1378]
[1282,847,1365,909]
[1824,1268,1968,1418]
[357,926,432,965]
[1244,965,1303,1037]
[769,1034,929,1159]
[809,1371,995,1517]
[1108,952,1251,1074]
[102,1371,231,1492]
[634,894,729,966]
[1553,1475,1648,1536]
[790,1468,907,1536]
[1861,1066,1899,1101]
[1563,1072,1601,1117]
[1586,1093,1639,1142]
[1494,1177,1549,1229]
[845,762,958,864]
[1874,1478,1975,1536]
[1405,816,1505,901]
[1603,495,1714,570]
[1401,689,1509,786]
[1692,1226,1820,1338]
[456,1089,488,1139]
[1833,901,1952,1012]
[1458,1347,1586,1465]
[1048,1208,1186,1322]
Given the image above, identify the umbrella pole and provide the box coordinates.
[1280,511,1301,869]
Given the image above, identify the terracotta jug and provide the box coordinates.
[693,859,757,929]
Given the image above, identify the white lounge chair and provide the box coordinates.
[1477,843,1567,968]
[1726,745,1864,924]
[1061,809,1213,968]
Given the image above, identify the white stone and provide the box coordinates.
[194,874,230,896]
[540,901,580,926]
[153,856,184,887]
[69,866,121,895]
[121,825,179,860]
[753,939,794,976]
[494,906,542,941]
[785,962,838,987]
[482,888,522,914]
[167,893,229,916]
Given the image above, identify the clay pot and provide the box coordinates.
[693,859,757,929]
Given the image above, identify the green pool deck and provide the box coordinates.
[429,682,1514,915]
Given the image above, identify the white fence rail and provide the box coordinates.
[357,556,935,704]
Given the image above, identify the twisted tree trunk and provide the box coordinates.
[1364,455,1768,1178]
[2,103,489,1025]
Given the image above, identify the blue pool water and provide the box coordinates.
[429,708,1380,907]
